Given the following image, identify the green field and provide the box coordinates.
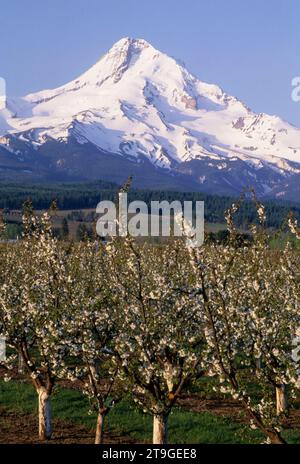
[1,380,299,444]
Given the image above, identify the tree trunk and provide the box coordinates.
[255,357,262,376]
[267,429,287,444]
[153,414,168,444]
[276,384,288,415]
[0,336,6,361]
[243,398,286,445]
[38,387,52,440]
[18,353,25,374]
[95,411,105,444]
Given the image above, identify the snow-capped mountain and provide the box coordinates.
[0,37,300,200]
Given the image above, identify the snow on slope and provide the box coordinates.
[1,37,300,177]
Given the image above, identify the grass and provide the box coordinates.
[1,379,299,444]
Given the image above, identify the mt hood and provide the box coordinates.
[1,37,300,200]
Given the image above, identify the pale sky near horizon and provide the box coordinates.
[1,0,300,125]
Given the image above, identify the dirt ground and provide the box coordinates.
[178,393,300,430]
[1,367,299,443]
[1,397,299,444]
[0,407,138,444]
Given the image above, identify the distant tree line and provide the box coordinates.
[0,181,299,229]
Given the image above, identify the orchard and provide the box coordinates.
[0,197,299,444]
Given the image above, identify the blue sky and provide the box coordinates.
[1,0,300,125]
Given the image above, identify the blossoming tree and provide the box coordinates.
[187,198,300,444]
[63,240,121,444]
[108,236,204,444]
[0,207,72,440]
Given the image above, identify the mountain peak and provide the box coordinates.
[110,37,153,51]
[2,36,300,202]
[77,37,155,86]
